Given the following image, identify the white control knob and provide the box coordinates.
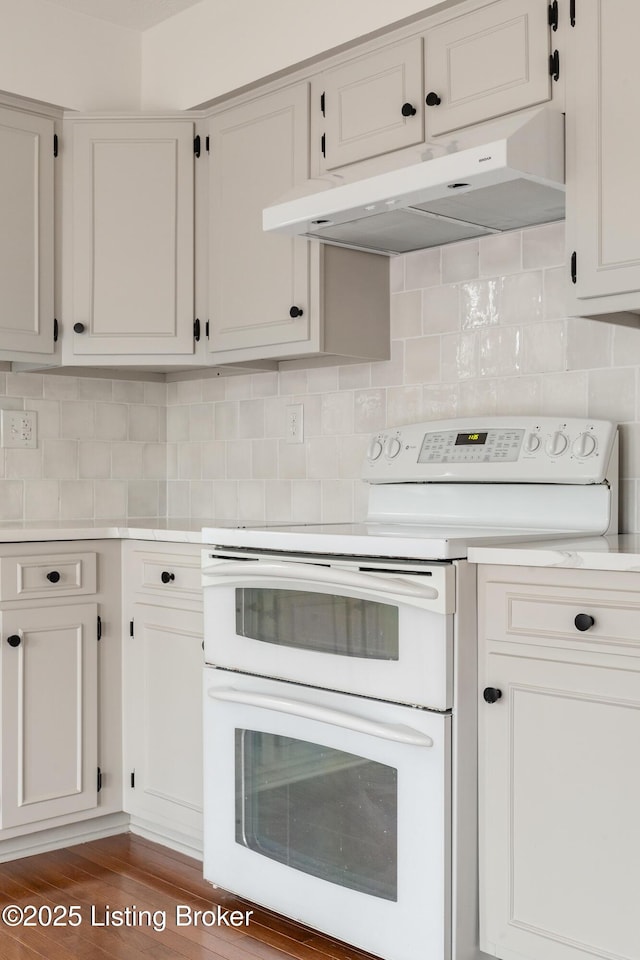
[545,431,568,457]
[572,432,597,459]
[367,438,383,461]
[385,436,402,459]
[525,433,541,453]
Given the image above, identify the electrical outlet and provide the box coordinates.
[1,410,38,448]
[286,403,304,444]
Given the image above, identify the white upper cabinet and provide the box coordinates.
[207,85,389,364]
[424,0,552,137]
[68,119,196,357]
[208,85,311,357]
[315,37,424,171]
[566,0,640,314]
[0,105,55,359]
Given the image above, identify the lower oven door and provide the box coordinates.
[203,668,451,960]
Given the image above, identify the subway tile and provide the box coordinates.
[24,480,60,521]
[78,378,113,402]
[522,222,566,270]
[403,336,440,385]
[95,403,128,441]
[588,368,636,422]
[479,232,522,277]
[60,480,93,519]
[354,389,387,434]
[459,279,500,329]
[0,481,23,521]
[321,479,354,522]
[566,317,613,370]
[442,240,479,283]
[238,480,266,523]
[499,272,543,325]
[339,363,371,392]
[391,290,422,338]
[404,247,440,290]
[114,379,145,403]
[307,436,339,479]
[78,442,111,479]
[60,401,95,439]
[422,284,460,335]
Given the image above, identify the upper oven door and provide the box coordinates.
[202,553,454,709]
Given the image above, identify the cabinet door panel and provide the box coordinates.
[0,107,54,356]
[425,0,551,137]
[567,0,640,300]
[208,85,311,356]
[71,121,194,355]
[319,37,424,170]
[1,603,98,828]
[480,652,640,960]
[124,604,203,838]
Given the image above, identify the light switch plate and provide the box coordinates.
[1,410,37,448]
[286,403,304,444]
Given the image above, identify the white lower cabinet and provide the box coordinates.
[478,565,640,960]
[0,602,98,828]
[122,542,203,855]
[0,541,122,850]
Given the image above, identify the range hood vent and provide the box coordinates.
[263,109,565,256]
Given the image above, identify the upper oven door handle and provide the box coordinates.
[208,687,434,747]
[202,560,439,601]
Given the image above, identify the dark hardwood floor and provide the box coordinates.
[0,834,380,960]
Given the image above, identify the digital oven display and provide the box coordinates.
[454,432,488,446]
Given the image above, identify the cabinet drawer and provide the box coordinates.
[131,550,202,604]
[484,580,640,652]
[0,552,97,601]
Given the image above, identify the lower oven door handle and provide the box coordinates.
[208,687,434,747]
[202,560,438,601]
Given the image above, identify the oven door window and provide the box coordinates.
[236,588,399,660]
[236,730,398,901]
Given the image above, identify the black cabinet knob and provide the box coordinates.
[161,571,175,584]
[289,306,304,318]
[401,102,417,117]
[426,92,442,106]
[46,570,61,583]
[7,635,21,648]
[483,687,502,704]
[73,322,86,333]
[574,613,595,632]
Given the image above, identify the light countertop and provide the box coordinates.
[0,519,220,544]
[468,535,640,572]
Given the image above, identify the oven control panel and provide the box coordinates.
[363,417,618,483]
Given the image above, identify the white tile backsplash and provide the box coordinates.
[2,225,640,531]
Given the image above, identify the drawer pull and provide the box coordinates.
[483,687,502,704]
[574,613,595,632]
[46,570,61,583]
[7,635,21,648]
[161,571,175,584]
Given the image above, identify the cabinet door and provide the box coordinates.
[425,0,551,137]
[0,106,54,356]
[0,603,98,828]
[71,120,195,355]
[124,603,203,843]
[208,85,313,357]
[318,37,424,170]
[479,652,640,960]
[566,0,640,301]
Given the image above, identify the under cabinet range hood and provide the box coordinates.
[263,108,565,255]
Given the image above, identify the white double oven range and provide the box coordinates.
[200,417,618,960]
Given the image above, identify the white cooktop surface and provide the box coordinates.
[202,521,589,561]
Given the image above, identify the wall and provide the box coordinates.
[165,222,640,534]
[0,0,140,109]
[0,374,167,522]
[140,0,458,109]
